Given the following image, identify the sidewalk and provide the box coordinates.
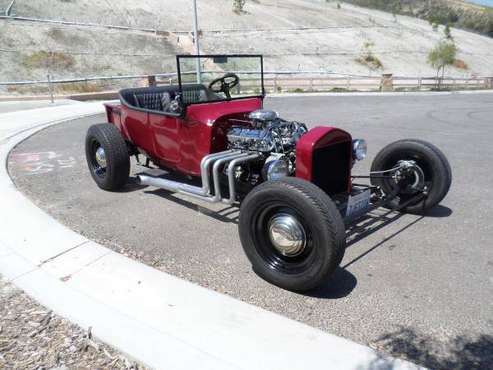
[0,101,423,369]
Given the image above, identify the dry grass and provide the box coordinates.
[6,82,106,95]
[55,82,106,94]
[7,85,50,95]
[22,51,75,70]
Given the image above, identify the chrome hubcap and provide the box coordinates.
[95,147,107,168]
[268,213,306,257]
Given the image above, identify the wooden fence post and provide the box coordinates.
[148,75,157,87]
[486,78,493,89]
[380,73,394,91]
[47,74,54,104]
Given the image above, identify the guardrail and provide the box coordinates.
[235,75,493,92]
[1,72,492,102]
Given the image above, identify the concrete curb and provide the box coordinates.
[0,102,423,369]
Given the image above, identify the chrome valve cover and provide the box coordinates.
[248,109,279,123]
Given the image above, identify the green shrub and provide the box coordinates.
[233,0,247,14]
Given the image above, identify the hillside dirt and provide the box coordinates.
[1,0,492,92]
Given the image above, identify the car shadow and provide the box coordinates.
[144,188,240,224]
[343,213,425,269]
[365,326,493,370]
[422,204,453,218]
[343,204,452,269]
[116,178,147,193]
[346,210,406,247]
[136,175,453,274]
[303,267,357,299]
[133,179,455,300]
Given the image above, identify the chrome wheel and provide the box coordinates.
[268,213,306,257]
[95,147,107,168]
[88,139,107,178]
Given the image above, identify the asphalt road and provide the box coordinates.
[8,93,493,369]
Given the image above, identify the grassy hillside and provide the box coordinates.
[1,0,493,93]
[342,0,493,37]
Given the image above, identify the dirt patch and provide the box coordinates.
[22,51,75,70]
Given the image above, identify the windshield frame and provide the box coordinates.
[176,54,265,106]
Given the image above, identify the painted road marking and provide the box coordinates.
[10,151,76,175]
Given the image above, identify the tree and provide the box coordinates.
[428,40,457,90]
[444,23,452,40]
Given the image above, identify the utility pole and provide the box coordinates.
[192,0,202,83]
[5,0,16,16]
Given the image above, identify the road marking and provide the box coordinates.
[10,151,77,175]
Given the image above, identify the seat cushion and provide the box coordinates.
[119,84,217,111]
[135,93,164,111]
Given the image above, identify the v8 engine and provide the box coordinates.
[226,110,308,154]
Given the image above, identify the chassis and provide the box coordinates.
[85,55,452,291]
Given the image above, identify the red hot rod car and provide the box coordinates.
[85,55,452,291]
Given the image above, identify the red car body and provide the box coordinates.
[104,98,353,193]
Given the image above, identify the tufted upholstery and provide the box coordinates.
[120,84,218,113]
[134,93,165,110]
[181,88,208,104]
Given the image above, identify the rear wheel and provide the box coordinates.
[238,177,346,292]
[85,124,130,191]
[371,139,452,214]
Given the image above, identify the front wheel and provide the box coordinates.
[371,139,452,214]
[238,177,346,292]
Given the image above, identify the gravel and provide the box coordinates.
[0,275,146,370]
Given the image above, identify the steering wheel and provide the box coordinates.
[208,73,240,99]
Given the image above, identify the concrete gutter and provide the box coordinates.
[0,101,422,369]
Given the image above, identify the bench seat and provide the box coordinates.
[119,84,219,113]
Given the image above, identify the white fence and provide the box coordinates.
[1,72,492,101]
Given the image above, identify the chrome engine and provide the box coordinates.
[227,110,308,154]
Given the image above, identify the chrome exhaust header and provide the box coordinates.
[136,150,260,204]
